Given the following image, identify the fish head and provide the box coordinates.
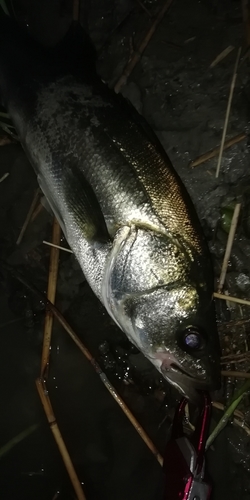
[104,226,221,402]
[124,284,221,402]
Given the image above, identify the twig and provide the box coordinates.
[184,37,196,44]
[234,417,250,436]
[97,10,135,55]
[40,218,61,378]
[184,403,195,431]
[48,303,163,465]
[0,121,18,140]
[221,355,250,365]
[221,351,250,362]
[217,203,241,293]
[30,202,44,222]
[219,317,250,329]
[114,0,174,93]
[221,370,250,379]
[0,424,38,460]
[52,493,60,500]
[0,172,9,182]
[36,379,86,500]
[39,219,85,498]
[136,0,152,18]
[214,292,250,307]
[206,378,250,449]
[16,188,40,245]
[189,133,246,168]
[210,46,235,68]
[239,46,250,67]
[1,262,163,466]
[162,39,182,49]
[215,47,242,178]
[43,240,73,254]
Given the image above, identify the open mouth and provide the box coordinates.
[147,351,213,401]
[161,362,210,402]
[169,362,198,379]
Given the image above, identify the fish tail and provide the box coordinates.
[53,20,97,76]
[0,2,97,76]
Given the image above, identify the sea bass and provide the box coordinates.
[0,12,221,400]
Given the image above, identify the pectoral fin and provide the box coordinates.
[63,164,111,245]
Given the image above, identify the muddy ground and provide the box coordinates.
[0,0,250,498]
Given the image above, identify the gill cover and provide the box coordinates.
[102,225,197,345]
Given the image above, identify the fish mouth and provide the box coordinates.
[161,362,211,403]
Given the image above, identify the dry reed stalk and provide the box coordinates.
[214,292,250,307]
[36,378,86,500]
[221,355,250,365]
[210,45,235,68]
[0,172,9,182]
[40,218,61,378]
[43,240,73,253]
[136,0,152,18]
[233,417,250,436]
[41,299,163,465]
[114,0,174,93]
[30,202,44,222]
[221,351,250,362]
[221,370,250,379]
[16,188,40,245]
[219,317,250,329]
[1,259,163,465]
[217,203,241,293]
[215,47,242,178]
[189,133,246,168]
[184,403,195,431]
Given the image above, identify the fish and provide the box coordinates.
[0,9,221,401]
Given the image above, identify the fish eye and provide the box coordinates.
[178,326,205,352]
